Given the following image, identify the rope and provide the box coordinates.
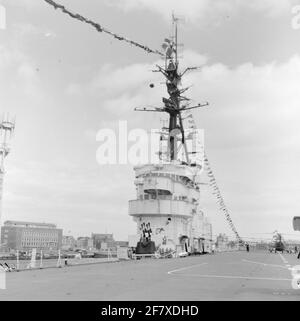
[43,0,164,57]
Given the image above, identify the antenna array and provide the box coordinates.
[0,114,15,231]
[0,114,15,173]
[135,15,208,163]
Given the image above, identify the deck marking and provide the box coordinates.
[279,253,289,265]
[168,273,292,282]
[242,259,288,270]
[167,262,208,275]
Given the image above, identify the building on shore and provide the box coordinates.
[76,236,93,251]
[91,233,115,250]
[1,220,62,252]
[62,235,76,251]
[115,241,129,248]
[216,233,230,252]
[203,217,213,253]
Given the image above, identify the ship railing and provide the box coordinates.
[132,253,159,260]
[141,195,172,201]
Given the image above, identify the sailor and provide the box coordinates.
[145,223,150,242]
[246,243,250,252]
[146,223,152,241]
[4,262,12,272]
[211,244,216,254]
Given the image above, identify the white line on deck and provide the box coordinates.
[167,262,208,275]
[242,259,288,270]
[279,253,289,265]
[168,273,292,282]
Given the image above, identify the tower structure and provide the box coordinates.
[0,115,15,231]
[135,16,208,163]
[129,18,212,256]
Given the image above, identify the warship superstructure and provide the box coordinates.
[128,18,212,256]
[129,162,213,255]
[42,1,244,254]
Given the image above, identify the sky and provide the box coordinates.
[0,0,300,241]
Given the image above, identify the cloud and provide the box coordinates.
[0,45,42,99]
[66,50,207,116]
[44,31,56,38]
[2,160,136,238]
[105,0,295,23]
[67,50,300,141]
[0,45,25,70]
[188,55,300,148]
[67,62,160,98]
[243,0,294,17]
[12,22,57,38]
[65,49,300,237]
[67,49,300,157]
[2,0,44,10]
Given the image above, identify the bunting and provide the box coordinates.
[183,111,244,244]
[204,152,243,243]
[43,0,164,57]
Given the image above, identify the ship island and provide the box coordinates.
[127,18,213,258]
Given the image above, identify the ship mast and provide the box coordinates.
[135,15,208,163]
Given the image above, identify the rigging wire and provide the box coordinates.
[43,0,164,57]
